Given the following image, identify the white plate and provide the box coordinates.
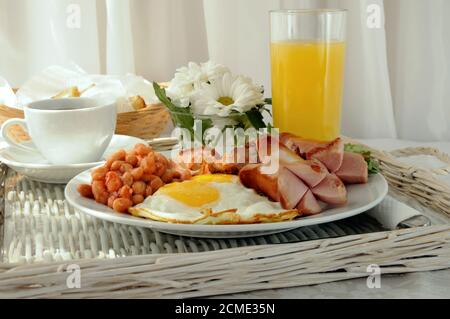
[0,135,145,184]
[65,169,389,238]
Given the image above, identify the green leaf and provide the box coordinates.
[153,82,195,134]
[344,144,380,175]
[199,118,214,144]
[153,82,177,112]
[244,108,267,130]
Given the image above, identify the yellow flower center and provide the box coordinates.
[217,96,234,106]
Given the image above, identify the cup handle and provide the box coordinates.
[1,118,39,153]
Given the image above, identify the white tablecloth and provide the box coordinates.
[226,139,450,299]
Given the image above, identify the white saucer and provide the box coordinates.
[0,135,145,184]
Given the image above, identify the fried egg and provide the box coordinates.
[129,174,299,224]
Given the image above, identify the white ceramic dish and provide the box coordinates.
[65,169,389,238]
[1,98,117,164]
[0,135,145,184]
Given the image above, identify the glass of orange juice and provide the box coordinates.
[270,9,347,142]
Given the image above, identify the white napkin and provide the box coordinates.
[368,195,424,230]
[0,77,18,107]
[6,65,159,113]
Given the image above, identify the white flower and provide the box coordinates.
[166,61,229,107]
[200,61,230,82]
[191,72,264,117]
[166,84,193,108]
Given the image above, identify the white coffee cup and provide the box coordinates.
[1,98,117,165]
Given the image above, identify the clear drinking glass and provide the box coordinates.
[270,9,347,142]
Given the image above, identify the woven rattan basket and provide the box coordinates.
[344,137,450,219]
[0,102,170,140]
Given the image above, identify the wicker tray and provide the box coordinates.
[0,140,449,298]
[0,171,387,264]
[347,138,450,219]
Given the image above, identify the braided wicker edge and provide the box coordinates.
[343,137,450,219]
[0,225,448,298]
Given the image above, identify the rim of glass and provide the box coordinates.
[270,8,347,15]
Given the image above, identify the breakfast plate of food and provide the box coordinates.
[65,133,388,238]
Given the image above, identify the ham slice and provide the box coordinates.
[280,150,328,187]
[239,164,279,202]
[311,174,347,205]
[287,160,329,189]
[278,168,309,209]
[297,190,322,216]
[280,133,328,156]
[239,164,309,210]
[278,144,328,188]
[336,152,368,184]
[280,133,344,173]
[233,133,353,212]
[307,138,344,173]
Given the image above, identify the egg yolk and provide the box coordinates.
[159,181,220,207]
[191,174,237,184]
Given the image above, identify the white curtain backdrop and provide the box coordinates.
[1,0,449,141]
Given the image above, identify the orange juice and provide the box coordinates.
[271,41,346,142]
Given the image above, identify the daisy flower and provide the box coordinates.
[191,72,264,117]
[166,61,229,107]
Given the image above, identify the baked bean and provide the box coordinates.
[155,152,169,167]
[119,185,133,199]
[85,145,183,210]
[111,160,124,171]
[112,198,133,213]
[125,154,139,167]
[132,181,146,195]
[110,149,126,162]
[120,163,133,173]
[107,193,118,209]
[92,180,108,204]
[77,184,94,198]
[128,149,137,156]
[178,168,192,181]
[150,176,164,193]
[141,173,155,182]
[145,185,153,197]
[131,167,144,180]
[105,171,123,192]
[161,170,174,183]
[135,143,152,156]
[91,166,108,181]
[132,194,145,205]
[154,161,166,177]
[140,154,156,174]
[96,192,109,205]
[171,170,182,180]
[92,180,107,195]
[121,172,134,187]
[148,174,160,182]
[105,158,115,169]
